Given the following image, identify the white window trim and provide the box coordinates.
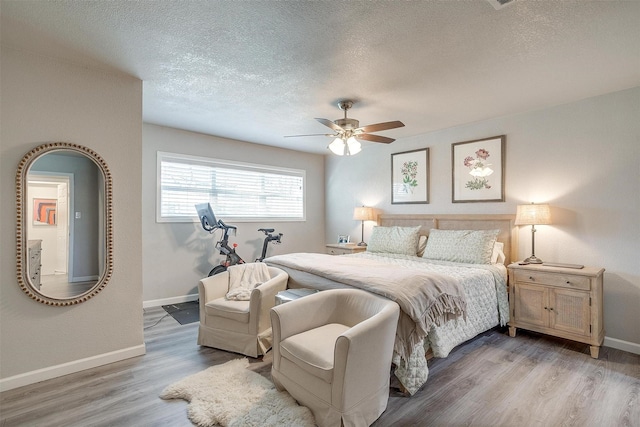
[156,151,306,223]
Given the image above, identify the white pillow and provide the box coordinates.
[422,229,499,264]
[367,226,421,256]
[491,241,506,264]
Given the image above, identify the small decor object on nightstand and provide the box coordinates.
[337,234,350,244]
[507,262,605,358]
[515,202,551,264]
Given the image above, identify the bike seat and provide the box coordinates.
[259,228,275,233]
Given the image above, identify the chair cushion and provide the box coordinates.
[279,323,350,383]
[206,298,250,323]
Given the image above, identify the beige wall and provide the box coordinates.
[325,87,640,350]
[0,46,144,388]
[142,124,325,304]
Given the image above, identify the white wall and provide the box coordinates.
[0,45,144,389]
[326,87,640,348]
[142,124,325,304]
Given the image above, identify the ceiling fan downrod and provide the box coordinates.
[336,100,359,130]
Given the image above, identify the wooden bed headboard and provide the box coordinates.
[378,214,518,266]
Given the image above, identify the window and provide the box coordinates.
[157,152,305,222]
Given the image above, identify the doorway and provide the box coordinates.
[28,173,75,290]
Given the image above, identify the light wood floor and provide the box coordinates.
[39,274,97,299]
[1,307,638,427]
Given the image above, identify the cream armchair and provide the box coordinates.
[270,289,400,427]
[197,265,288,358]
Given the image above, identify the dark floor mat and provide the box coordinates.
[162,301,199,325]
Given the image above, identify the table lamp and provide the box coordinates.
[353,206,375,246]
[515,203,551,264]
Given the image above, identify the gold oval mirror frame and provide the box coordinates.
[16,142,113,306]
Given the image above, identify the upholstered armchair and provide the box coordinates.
[270,289,400,427]
[197,265,288,358]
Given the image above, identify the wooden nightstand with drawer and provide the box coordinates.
[507,263,605,358]
[325,243,367,255]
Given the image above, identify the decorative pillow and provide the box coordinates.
[491,241,506,264]
[417,235,428,257]
[422,229,499,264]
[367,226,421,256]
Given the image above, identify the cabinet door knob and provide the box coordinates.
[529,276,535,281]
[566,280,571,284]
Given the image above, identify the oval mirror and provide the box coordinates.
[16,143,113,306]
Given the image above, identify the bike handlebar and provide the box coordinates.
[213,220,281,246]
[217,219,236,230]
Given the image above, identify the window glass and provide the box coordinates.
[157,152,305,222]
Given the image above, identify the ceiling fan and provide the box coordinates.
[285,100,405,155]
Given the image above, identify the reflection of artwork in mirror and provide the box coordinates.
[16,142,113,306]
[33,198,57,226]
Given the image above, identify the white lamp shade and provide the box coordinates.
[328,138,345,155]
[515,203,551,225]
[353,206,375,221]
[346,137,361,155]
[328,137,362,156]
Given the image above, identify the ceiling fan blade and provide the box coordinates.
[355,133,395,144]
[315,118,344,132]
[284,133,335,138]
[358,120,405,133]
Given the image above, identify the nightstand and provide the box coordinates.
[507,263,605,358]
[325,243,367,255]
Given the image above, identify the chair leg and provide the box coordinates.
[271,373,285,391]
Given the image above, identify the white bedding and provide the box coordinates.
[264,252,468,361]
[265,252,509,395]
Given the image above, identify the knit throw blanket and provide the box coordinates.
[265,253,467,361]
[226,263,271,301]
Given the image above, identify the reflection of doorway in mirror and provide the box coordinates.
[28,174,73,288]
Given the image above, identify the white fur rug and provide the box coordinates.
[160,358,316,427]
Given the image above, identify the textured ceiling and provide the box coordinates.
[2,0,639,154]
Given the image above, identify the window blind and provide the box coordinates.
[157,152,305,222]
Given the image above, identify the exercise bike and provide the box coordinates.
[196,203,283,276]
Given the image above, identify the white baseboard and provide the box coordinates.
[604,336,640,355]
[0,344,146,393]
[143,293,199,309]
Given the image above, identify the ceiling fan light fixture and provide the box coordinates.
[346,137,361,155]
[328,136,362,156]
[329,137,346,155]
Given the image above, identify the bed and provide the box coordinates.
[265,214,517,395]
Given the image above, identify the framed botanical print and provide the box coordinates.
[452,135,505,203]
[391,148,429,204]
